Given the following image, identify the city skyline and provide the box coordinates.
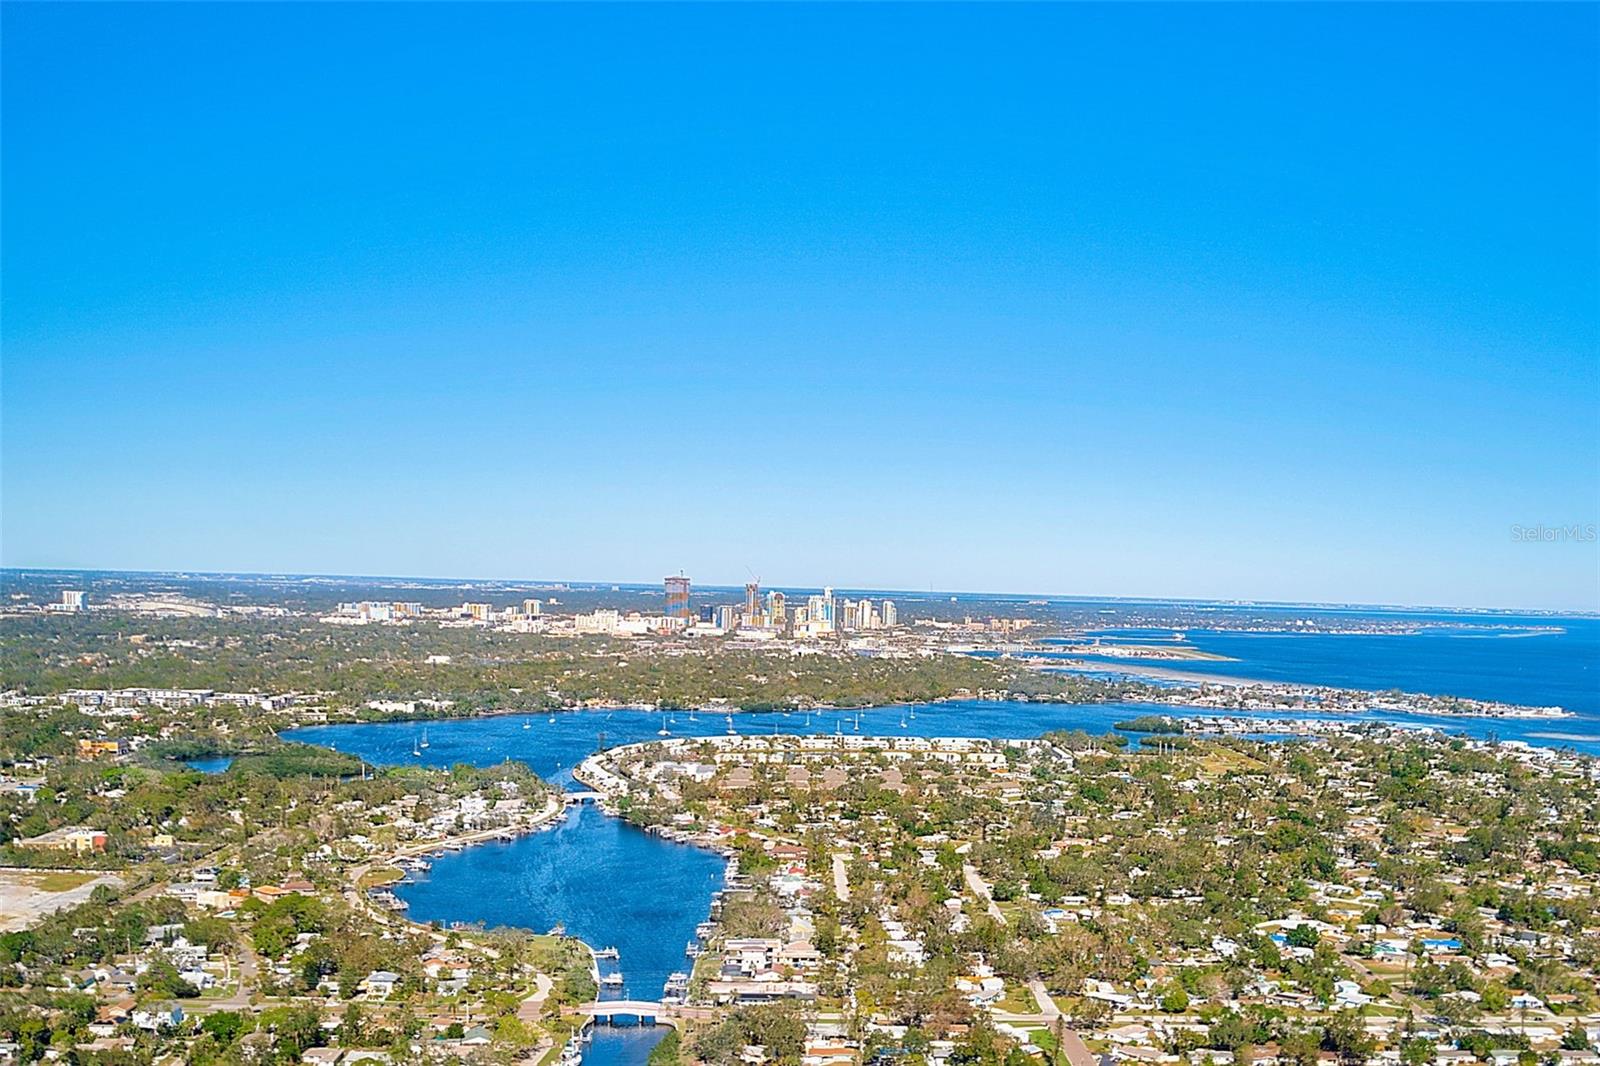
[3,3,1596,611]
[2,564,1592,617]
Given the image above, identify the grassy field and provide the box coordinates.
[18,870,99,892]
[358,866,405,888]
[1198,745,1268,775]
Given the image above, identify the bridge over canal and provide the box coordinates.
[578,1001,721,1027]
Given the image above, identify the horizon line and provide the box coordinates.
[2,564,1593,619]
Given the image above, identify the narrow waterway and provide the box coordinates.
[397,801,726,1002]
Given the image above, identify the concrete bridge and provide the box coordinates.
[578,1000,674,1026]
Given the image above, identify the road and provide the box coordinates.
[195,940,261,1012]
[832,854,850,902]
[518,972,555,1023]
[1027,978,1061,1018]
[963,864,1007,925]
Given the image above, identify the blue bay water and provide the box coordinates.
[1046,614,1599,718]
[287,700,1176,788]
[397,802,726,1004]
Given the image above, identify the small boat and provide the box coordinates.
[419,728,429,749]
[686,940,700,957]
[411,739,421,757]
[601,972,624,987]
[658,713,671,737]
[548,714,556,723]
[594,946,620,959]
[900,715,908,729]
[523,720,531,730]
[726,715,736,735]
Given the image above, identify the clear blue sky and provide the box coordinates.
[3,3,1596,611]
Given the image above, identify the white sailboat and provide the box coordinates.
[419,727,429,749]
[658,713,670,737]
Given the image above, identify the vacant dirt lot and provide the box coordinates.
[0,868,124,931]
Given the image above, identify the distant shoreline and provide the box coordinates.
[1031,659,1573,719]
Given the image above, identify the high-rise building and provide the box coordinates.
[744,581,761,620]
[522,598,543,617]
[664,576,691,620]
[821,587,835,626]
[805,594,827,627]
[61,590,85,611]
[766,591,786,626]
[882,600,898,627]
